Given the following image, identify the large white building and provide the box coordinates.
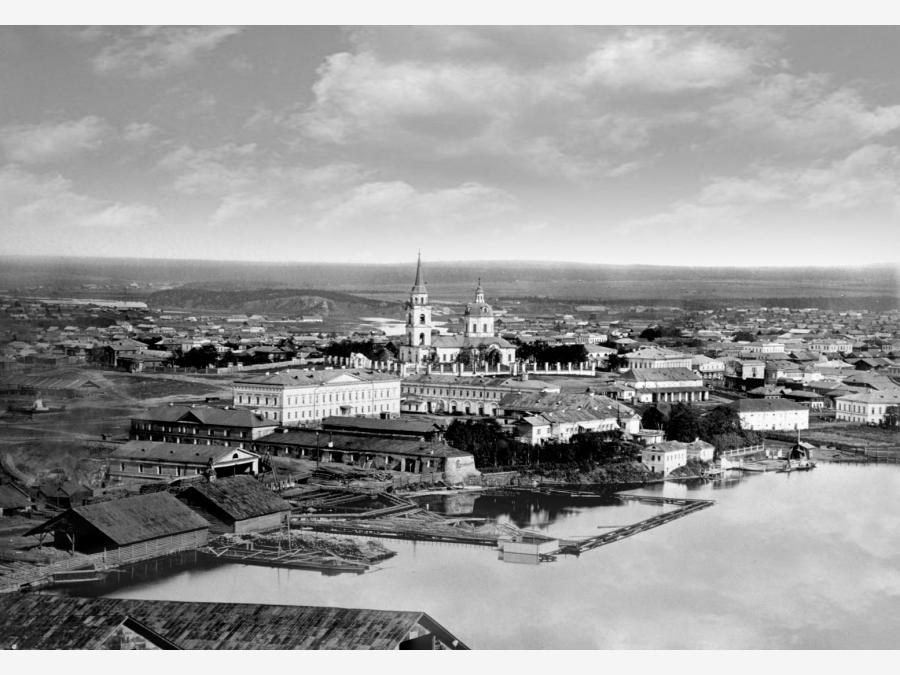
[834,391,900,425]
[398,255,516,367]
[730,398,809,431]
[232,369,401,426]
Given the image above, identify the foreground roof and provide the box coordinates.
[730,398,808,413]
[0,594,468,650]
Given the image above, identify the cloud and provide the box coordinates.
[0,116,110,164]
[308,180,520,235]
[91,26,242,78]
[291,28,766,182]
[580,29,757,92]
[122,122,160,143]
[619,145,900,245]
[0,164,158,230]
[709,72,900,148]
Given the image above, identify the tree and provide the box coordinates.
[700,405,742,439]
[641,406,666,431]
[640,327,661,341]
[733,331,757,342]
[666,403,701,442]
[176,345,220,369]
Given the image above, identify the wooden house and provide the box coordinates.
[177,475,291,534]
[26,492,209,557]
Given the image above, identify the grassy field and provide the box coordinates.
[0,367,235,487]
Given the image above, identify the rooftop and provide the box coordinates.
[110,440,259,465]
[134,404,278,428]
[234,368,399,387]
[179,475,291,521]
[0,594,467,650]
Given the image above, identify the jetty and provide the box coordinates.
[557,493,715,555]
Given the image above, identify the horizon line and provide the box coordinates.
[2,252,898,271]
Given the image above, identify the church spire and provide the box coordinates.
[411,251,427,294]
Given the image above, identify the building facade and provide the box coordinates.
[834,391,900,425]
[730,398,810,431]
[642,442,688,476]
[130,404,278,448]
[233,369,401,426]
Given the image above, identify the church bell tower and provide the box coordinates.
[405,252,433,354]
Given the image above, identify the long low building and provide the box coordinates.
[401,373,558,416]
[130,404,279,448]
[0,594,469,649]
[251,429,479,484]
[620,368,708,403]
[177,475,292,534]
[108,441,260,484]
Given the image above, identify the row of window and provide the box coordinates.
[118,463,202,476]
[235,388,397,407]
[133,423,249,438]
[404,386,502,399]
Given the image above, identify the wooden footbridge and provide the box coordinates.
[557,493,715,555]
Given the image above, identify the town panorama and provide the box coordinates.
[1,25,899,652]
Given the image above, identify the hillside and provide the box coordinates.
[147,287,399,317]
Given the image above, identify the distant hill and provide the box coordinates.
[2,256,897,309]
[147,287,398,316]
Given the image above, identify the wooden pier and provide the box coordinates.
[557,493,715,555]
[201,544,370,574]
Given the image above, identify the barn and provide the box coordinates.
[26,492,209,558]
[177,475,292,534]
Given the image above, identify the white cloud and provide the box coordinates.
[91,26,242,78]
[580,29,757,92]
[710,72,900,148]
[309,180,520,235]
[0,164,158,229]
[0,116,110,164]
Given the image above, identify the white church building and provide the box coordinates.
[398,254,516,367]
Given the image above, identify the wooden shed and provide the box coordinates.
[26,492,209,558]
[177,475,291,534]
[0,594,469,650]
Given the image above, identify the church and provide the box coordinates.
[398,254,517,367]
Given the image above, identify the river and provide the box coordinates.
[69,462,900,649]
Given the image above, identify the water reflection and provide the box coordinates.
[74,463,900,649]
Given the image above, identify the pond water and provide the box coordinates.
[74,463,900,649]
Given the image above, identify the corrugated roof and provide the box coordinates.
[622,367,701,382]
[180,476,290,522]
[0,595,467,649]
[321,415,441,435]
[27,492,209,546]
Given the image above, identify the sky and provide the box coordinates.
[1,24,900,266]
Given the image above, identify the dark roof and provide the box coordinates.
[254,429,470,459]
[179,476,290,521]
[133,404,278,428]
[0,483,31,509]
[0,594,468,650]
[110,440,260,466]
[730,398,807,413]
[27,492,209,545]
[621,368,701,383]
[321,415,441,436]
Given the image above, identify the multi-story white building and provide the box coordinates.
[621,368,708,403]
[232,369,401,426]
[834,391,900,425]
[730,398,809,431]
[691,354,725,381]
[741,342,785,355]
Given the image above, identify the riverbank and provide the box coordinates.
[515,461,651,486]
